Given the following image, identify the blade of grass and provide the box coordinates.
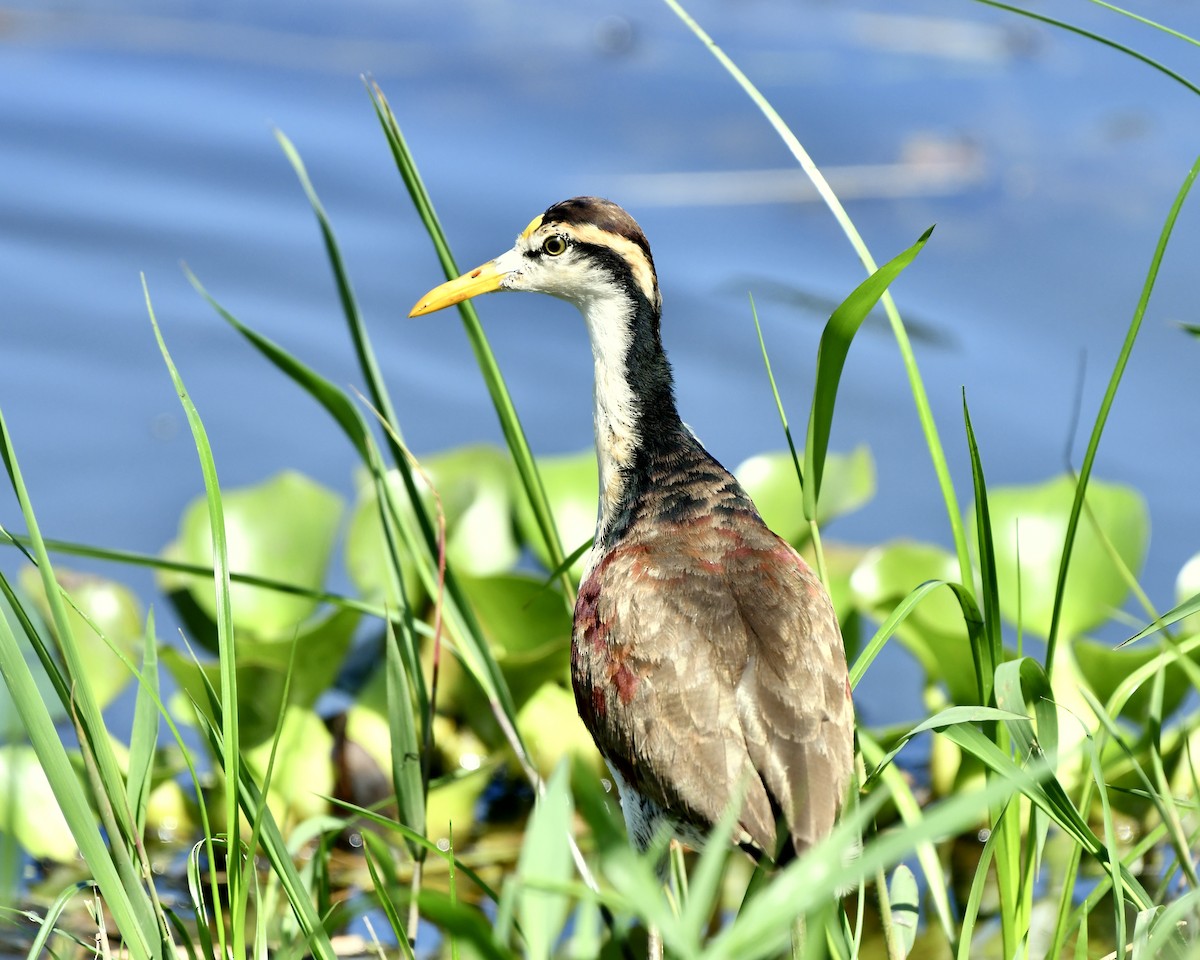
[805,228,933,520]
[0,425,159,958]
[849,579,983,689]
[662,0,973,600]
[145,277,244,960]
[366,82,572,602]
[126,608,159,839]
[971,2,1200,676]
[0,530,392,622]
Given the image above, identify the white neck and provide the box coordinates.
[578,292,639,532]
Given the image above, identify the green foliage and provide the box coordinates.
[977,474,1149,641]
[2,4,1200,957]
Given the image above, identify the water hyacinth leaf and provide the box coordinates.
[0,588,66,738]
[1071,636,1196,722]
[161,471,344,641]
[426,444,520,574]
[888,863,919,957]
[346,447,519,608]
[458,573,573,709]
[18,567,143,712]
[513,451,597,581]
[515,762,574,960]
[345,467,425,609]
[977,475,1149,640]
[0,744,77,862]
[849,541,978,704]
[515,682,604,777]
[244,707,334,826]
[159,606,357,748]
[425,766,491,848]
[735,445,875,546]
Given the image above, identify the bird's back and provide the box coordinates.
[572,432,854,856]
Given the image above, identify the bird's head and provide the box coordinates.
[409,197,660,317]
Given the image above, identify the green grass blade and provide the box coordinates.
[513,763,574,960]
[661,0,973,598]
[0,530,389,621]
[126,607,160,839]
[361,834,416,960]
[384,612,427,853]
[804,228,933,518]
[1126,591,1200,644]
[0,418,160,957]
[969,5,1200,674]
[0,591,153,959]
[976,1,1200,95]
[961,393,1002,705]
[849,579,983,689]
[366,82,572,601]
[144,278,243,958]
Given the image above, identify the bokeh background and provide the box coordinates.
[3,0,1199,727]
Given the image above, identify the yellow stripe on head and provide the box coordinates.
[520,214,544,239]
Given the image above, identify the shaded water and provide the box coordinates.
[3,0,1200,736]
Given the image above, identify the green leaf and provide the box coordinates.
[161,471,343,642]
[0,744,77,862]
[735,445,875,545]
[0,587,66,738]
[978,475,1149,640]
[515,683,602,778]
[458,574,573,710]
[804,227,933,518]
[428,445,520,574]
[344,467,426,609]
[160,605,358,748]
[346,447,519,608]
[1123,552,1200,643]
[887,863,919,958]
[512,451,597,581]
[514,763,574,960]
[1071,636,1197,721]
[18,567,143,711]
[385,613,426,853]
[850,541,979,703]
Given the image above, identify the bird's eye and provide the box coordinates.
[542,235,568,256]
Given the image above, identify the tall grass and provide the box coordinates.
[0,0,1198,958]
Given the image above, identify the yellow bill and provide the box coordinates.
[409,260,505,317]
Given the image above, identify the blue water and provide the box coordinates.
[3,0,1200,731]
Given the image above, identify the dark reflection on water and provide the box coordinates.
[2,0,1200,739]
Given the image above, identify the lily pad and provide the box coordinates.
[975,475,1148,640]
[458,573,573,711]
[244,706,334,826]
[1071,635,1197,722]
[512,451,597,581]
[346,446,519,609]
[18,566,143,712]
[0,587,68,738]
[515,682,603,778]
[0,744,77,862]
[160,471,344,643]
[735,445,875,545]
[850,541,979,704]
[160,605,359,748]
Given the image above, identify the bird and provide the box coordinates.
[410,196,854,867]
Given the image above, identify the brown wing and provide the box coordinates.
[727,530,855,853]
[573,510,854,855]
